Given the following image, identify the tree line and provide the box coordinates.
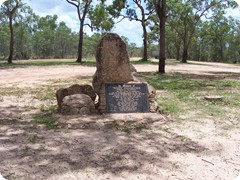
[0,0,239,73]
[0,0,143,62]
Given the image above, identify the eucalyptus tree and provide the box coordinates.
[233,21,240,63]
[0,14,9,59]
[0,27,9,59]
[0,0,22,63]
[54,22,72,58]
[168,0,238,63]
[33,15,58,58]
[166,26,182,60]
[14,5,38,59]
[114,0,154,61]
[82,33,102,58]
[205,17,231,62]
[66,0,115,62]
[223,19,240,63]
[153,0,167,73]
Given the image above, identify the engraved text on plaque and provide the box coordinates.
[106,83,149,113]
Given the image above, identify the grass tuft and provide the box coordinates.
[143,72,240,125]
[32,113,58,129]
[0,60,96,69]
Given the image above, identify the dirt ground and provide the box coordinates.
[0,60,240,180]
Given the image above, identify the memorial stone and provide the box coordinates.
[92,33,149,113]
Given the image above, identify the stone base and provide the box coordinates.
[98,87,107,113]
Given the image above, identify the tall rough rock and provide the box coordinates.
[92,33,134,112]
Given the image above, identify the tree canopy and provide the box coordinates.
[0,0,239,68]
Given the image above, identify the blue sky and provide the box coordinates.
[1,0,240,47]
[21,0,145,47]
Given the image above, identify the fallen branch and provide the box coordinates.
[201,159,214,165]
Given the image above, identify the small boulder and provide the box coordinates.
[56,84,96,109]
[61,94,95,115]
[204,96,224,101]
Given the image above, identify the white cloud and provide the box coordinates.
[235,0,240,5]
[20,0,144,46]
[22,0,79,30]
[23,0,76,16]
[57,14,79,31]
[0,0,7,6]
[228,9,240,18]
[114,18,143,47]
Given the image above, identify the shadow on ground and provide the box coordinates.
[0,109,207,179]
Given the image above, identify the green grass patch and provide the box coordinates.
[21,146,30,154]
[26,134,39,143]
[161,100,181,114]
[39,104,58,113]
[143,72,239,91]
[0,60,96,69]
[32,113,58,129]
[223,92,240,107]
[37,86,57,101]
[0,87,24,97]
[113,121,146,134]
[142,72,240,123]
[114,121,131,134]
[130,60,158,65]
[0,58,176,68]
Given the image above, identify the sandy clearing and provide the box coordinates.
[0,60,239,180]
[1,61,239,86]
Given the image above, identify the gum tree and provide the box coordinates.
[33,15,58,58]
[154,0,167,73]
[14,5,38,59]
[169,0,238,63]
[66,0,114,62]
[0,13,9,59]
[54,22,72,58]
[1,0,22,63]
[120,0,154,61]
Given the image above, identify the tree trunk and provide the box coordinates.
[61,44,64,59]
[176,44,180,61]
[77,23,84,63]
[198,42,201,61]
[142,23,148,61]
[219,39,224,62]
[238,51,240,64]
[182,47,188,63]
[181,37,188,63]
[8,15,14,64]
[158,6,166,73]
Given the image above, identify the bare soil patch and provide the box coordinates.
[0,60,239,179]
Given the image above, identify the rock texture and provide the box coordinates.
[92,33,134,112]
[56,84,96,109]
[60,94,95,115]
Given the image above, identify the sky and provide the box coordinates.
[19,0,145,47]
[1,0,240,47]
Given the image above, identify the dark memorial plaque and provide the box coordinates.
[106,83,149,113]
